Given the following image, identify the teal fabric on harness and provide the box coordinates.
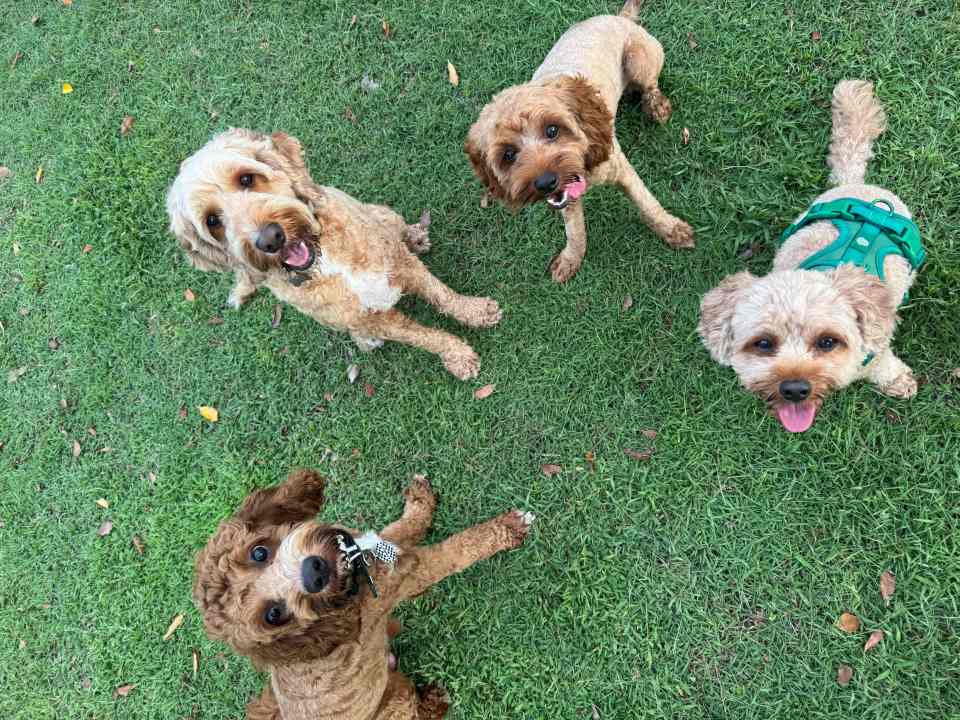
[778,197,925,287]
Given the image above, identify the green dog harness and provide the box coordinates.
[778,197,926,366]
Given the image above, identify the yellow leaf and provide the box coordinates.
[35,166,44,184]
[163,613,184,641]
[447,61,460,87]
[95,498,109,509]
[62,82,73,94]
[198,406,219,422]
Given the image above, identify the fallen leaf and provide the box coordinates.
[62,0,73,5]
[119,115,134,136]
[682,127,691,145]
[624,447,654,461]
[271,304,282,328]
[19,639,26,650]
[323,392,334,402]
[381,18,391,38]
[31,15,40,24]
[541,464,562,477]
[12,242,21,255]
[95,498,109,509]
[880,569,896,606]
[7,366,27,383]
[810,30,822,42]
[192,648,199,677]
[82,244,93,254]
[621,295,634,312]
[480,191,491,209]
[585,450,596,471]
[447,61,460,86]
[738,242,763,260]
[127,60,135,72]
[836,664,853,686]
[641,429,658,440]
[864,630,884,652]
[687,31,699,49]
[0,166,11,179]
[837,612,860,633]
[363,383,376,398]
[72,440,81,458]
[207,315,224,326]
[10,51,22,70]
[113,683,136,699]
[97,520,113,537]
[346,364,360,384]
[474,384,495,400]
[178,405,188,420]
[48,337,61,351]
[62,82,74,94]
[884,409,901,424]
[360,73,380,93]
[163,613,184,641]
[98,447,113,454]
[35,166,44,183]
[592,705,600,720]
[132,535,144,555]
[198,405,218,422]
[343,106,358,124]
[183,288,195,302]
[350,14,357,27]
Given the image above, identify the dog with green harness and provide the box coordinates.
[698,80,925,433]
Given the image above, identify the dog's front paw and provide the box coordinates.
[417,684,451,717]
[457,296,502,328]
[882,371,918,399]
[405,227,431,255]
[549,252,583,283]
[442,348,480,380]
[497,509,536,549]
[227,289,248,310]
[663,219,695,249]
[404,474,437,512]
[643,89,673,125]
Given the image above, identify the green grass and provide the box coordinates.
[2,0,959,718]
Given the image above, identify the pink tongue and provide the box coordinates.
[565,177,587,201]
[284,241,309,266]
[777,403,817,433]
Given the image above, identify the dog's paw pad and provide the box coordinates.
[664,220,695,249]
[442,349,480,380]
[549,253,582,283]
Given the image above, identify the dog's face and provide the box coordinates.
[166,129,321,276]
[699,266,897,432]
[193,470,364,666]
[465,76,613,210]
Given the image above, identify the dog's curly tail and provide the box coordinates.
[619,0,644,21]
[827,80,887,186]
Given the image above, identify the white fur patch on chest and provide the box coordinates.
[317,255,401,312]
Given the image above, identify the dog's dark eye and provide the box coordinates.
[754,337,775,352]
[545,124,559,139]
[502,147,518,164]
[250,545,270,563]
[264,603,287,626]
[817,336,839,351]
[205,214,221,229]
[238,174,254,188]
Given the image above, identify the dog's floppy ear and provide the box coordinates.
[263,131,323,207]
[464,129,506,200]
[698,271,754,365]
[165,185,232,272]
[237,468,326,527]
[554,75,614,171]
[830,264,898,353]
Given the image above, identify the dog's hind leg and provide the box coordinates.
[622,28,672,124]
[381,475,437,548]
[396,256,502,329]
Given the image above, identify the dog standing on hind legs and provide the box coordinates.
[699,81,926,432]
[465,0,694,283]
[193,469,535,719]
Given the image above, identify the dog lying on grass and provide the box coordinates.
[193,469,534,719]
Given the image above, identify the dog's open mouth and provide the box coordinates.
[545,175,587,210]
[775,401,818,433]
[281,240,316,272]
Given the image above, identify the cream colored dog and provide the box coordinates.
[465,0,694,283]
[699,81,923,432]
[166,129,501,380]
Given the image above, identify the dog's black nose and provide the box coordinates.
[301,556,330,593]
[255,223,285,253]
[534,171,559,193]
[779,379,811,402]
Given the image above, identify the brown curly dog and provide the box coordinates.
[193,469,535,719]
[465,0,694,282]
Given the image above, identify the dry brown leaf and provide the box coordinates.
[541,464,562,477]
[951,367,960,380]
[18,639,26,650]
[132,535,144,555]
[48,337,61,351]
[621,295,634,312]
[591,705,600,720]
[641,429,659,440]
[35,165,44,183]
[183,288,195,302]
[62,0,73,5]
[163,613,184,641]
[271,304,282,328]
[97,520,113,537]
[350,14,357,27]
[207,315,224,326]
[323,392,334,402]
[113,683,136,699]
[381,19,392,38]
[198,405,218,422]
[178,405,188,420]
[192,648,200,677]
[447,61,460,87]
[7,366,27,383]
[363,383,376,398]
[836,664,853,686]
[864,630,884,652]
[0,166,11,179]
[880,569,896,606]
[682,127,691,146]
[96,498,109,509]
[31,15,40,24]
[9,51,22,70]
[72,440,81,458]
[474,384,495,400]
[624,447,654,462]
[81,243,93,254]
[343,106,358,124]
[346,364,360,384]
[837,612,860,633]
[810,30,822,41]
[119,115,134,136]
[687,32,699,49]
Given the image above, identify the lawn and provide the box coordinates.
[1,0,959,718]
